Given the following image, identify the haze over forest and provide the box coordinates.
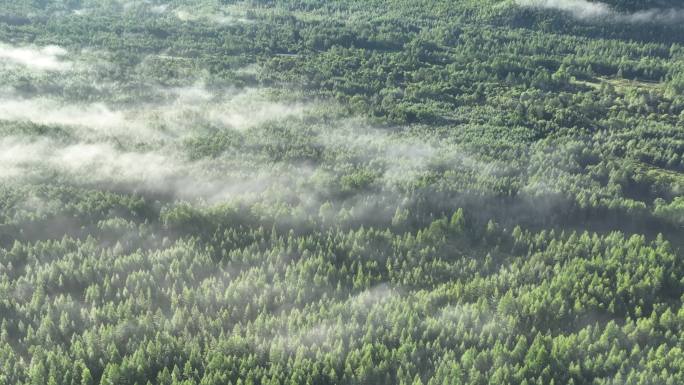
[1,0,684,384]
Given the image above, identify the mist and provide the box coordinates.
[0,136,318,205]
[0,42,71,71]
[515,0,684,23]
[0,85,307,139]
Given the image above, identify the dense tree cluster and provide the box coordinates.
[1,0,683,384]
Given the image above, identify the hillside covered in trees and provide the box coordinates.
[1,0,684,384]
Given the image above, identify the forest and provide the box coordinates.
[1,0,684,384]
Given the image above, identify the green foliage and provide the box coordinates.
[0,0,684,384]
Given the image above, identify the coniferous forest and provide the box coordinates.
[1,0,684,384]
